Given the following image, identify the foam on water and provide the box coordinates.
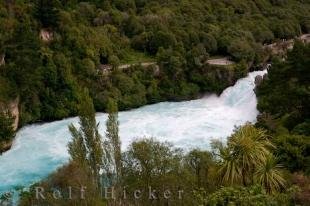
[0,70,266,195]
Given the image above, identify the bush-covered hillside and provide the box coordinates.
[0,0,309,128]
[256,42,310,175]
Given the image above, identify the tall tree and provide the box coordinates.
[186,149,214,188]
[106,98,121,184]
[68,89,104,188]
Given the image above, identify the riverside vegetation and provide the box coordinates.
[0,0,309,205]
[0,0,310,150]
[16,43,310,206]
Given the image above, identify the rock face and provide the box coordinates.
[0,54,5,66]
[0,97,19,153]
[0,97,19,130]
[40,29,54,42]
[254,74,268,93]
[264,34,310,56]
[9,97,19,130]
[198,64,237,92]
[255,75,264,87]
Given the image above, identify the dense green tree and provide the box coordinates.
[105,98,121,184]
[112,0,136,11]
[252,25,274,43]
[149,31,177,55]
[34,0,59,28]
[123,15,144,38]
[108,55,120,69]
[5,20,43,124]
[257,42,310,130]
[186,149,214,188]
[195,185,297,206]
[272,134,310,174]
[271,19,300,39]
[256,42,310,179]
[122,138,192,205]
[18,162,106,206]
[201,33,218,53]
[270,0,288,6]
[228,39,255,62]
[131,32,151,52]
[0,110,15,147]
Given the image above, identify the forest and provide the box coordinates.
[0,0,309,204]
[0,0,310,148]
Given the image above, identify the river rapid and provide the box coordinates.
[0,70,267,197]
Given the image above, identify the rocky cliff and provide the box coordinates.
[0,97,19,153]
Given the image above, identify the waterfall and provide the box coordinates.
[0,70,267,196]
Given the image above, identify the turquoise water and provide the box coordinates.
[0,70,266,199]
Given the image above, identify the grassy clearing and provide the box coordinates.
[120,49,156,64]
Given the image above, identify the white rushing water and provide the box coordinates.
[0,70,266,195]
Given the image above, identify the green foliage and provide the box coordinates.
[34,0,59,28]
[149,31,177,54]
[256,42,310,175]
[0,0,308,205]
[257,43,309,127]
[234,60,248,79]
[0,0,308,128]
[123,15,144,38]
[186,149,215,188]
[273,134,310,174]
[254,155,286,194]
[110,71,147,109]
[68,89,104,188]
[0,110,15,144]
[122,138,194,205]
[214,124,285,193]
[19,133,298,205]
[0,77,16,102]
[123,138,182,184]
[196,185,298,206]
[292,121,310,136]
[18,162,106,206]
[105,98,121,185]
[120,49,155,64]
[108,55,120,69]
[228,39,255,62]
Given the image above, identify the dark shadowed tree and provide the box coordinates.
[68,89,104,188]
[34,0,59,28]
[0,110,15,151]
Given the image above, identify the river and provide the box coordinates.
[0,70,267,198]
